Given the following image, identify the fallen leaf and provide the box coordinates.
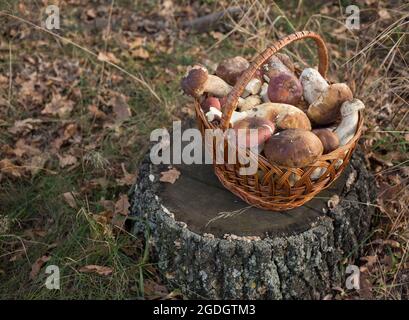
[9,118,43,135]
[63,192,77,208]
[29,153,48,175]
[360,255,378,269]
[159,167,181,184]
[99,199,115,212]
[41,93,74,118]
[0,159,24,178]
[88,104,107,119]
[58,154,78,168]
[108,94,131,123]
[114,194,130,216]
[131,47,150,59]
[116,163,136,186]
[378,9,391,20]
[79,265,113,276]
[210,31,224,41]
[98,52,120,64]
[129,37,146,49]
[12,139,42,158]
[30,255,50,280]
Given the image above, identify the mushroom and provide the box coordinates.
[312,128,340,154]
[201,96,221,113]
[300,68,329,104]
[238,95,262,112]
[260,83,270,102]
[216,56,249,85]
[275,53,295,73]
[334,99,365,146]
[263,56,303,105]
[206,107,247,125]
[264,129,323,167]
[307,83,353,125]
[231,117,275,153]
[246,102,311,131]
[216,56,262,97]
[310,167,327,181]
[181,65,232,98]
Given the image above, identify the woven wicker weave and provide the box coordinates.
[194,31,364,211]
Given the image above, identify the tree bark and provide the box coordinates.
[130,144,375,299]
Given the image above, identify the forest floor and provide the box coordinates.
[0,0,408,299]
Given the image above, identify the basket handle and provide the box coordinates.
[221,31,329,129]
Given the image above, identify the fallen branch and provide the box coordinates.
[181,6,243,33]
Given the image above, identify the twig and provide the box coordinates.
[181,6,242,33]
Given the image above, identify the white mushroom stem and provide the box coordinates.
[205,74,233,97]
[334,99,365,146]
[206,107,247,125]
[243,78,262,96]
[289,173,300,187]
[310,167,326,181]
[300,68,329,104]
[333,99,365,169]
[238,95,261,111]
[260,83,270,102]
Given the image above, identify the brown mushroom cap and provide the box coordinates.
[201,96,221,113]
[232,117,275,149]
[180,66,208,98]
[246,103,311,131]
[216,56,250,85]
[267,73,303,105]
[307,83,353,125]
[312,128,340,154]
[264,129,323,167]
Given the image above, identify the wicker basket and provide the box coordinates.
[194,31,364,211]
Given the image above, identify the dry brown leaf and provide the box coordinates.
[79,265,113,276]
[29,153,48,175]
[131,47,150,59]
[13,139,42,158]
[58,154,78,168]
[99,199,115,212]
[86,8,97,19]
[63,192,77,208]
[88,104,107,119]
[116,163,136,186]
[9,118,42,135]
[108,94,132,123]
[0,159,24,178]
[30,255,50,280]
[97,52,120,64]
[129,37,146,49]
[114,194,130,216]
[378,9,391,20]
[41,93,74,118]
[160,167,181,184]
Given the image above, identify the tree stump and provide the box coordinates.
[130,121,375,300]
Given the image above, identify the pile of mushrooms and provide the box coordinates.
[181,54,364,183]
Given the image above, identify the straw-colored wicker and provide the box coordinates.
[194,31,364,211]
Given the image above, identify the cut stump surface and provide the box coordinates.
[131,121,375,299]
